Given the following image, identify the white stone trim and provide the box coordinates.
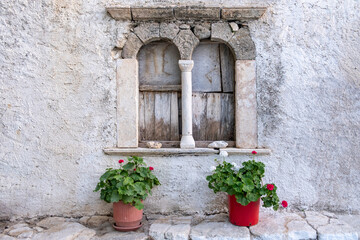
[179,60,196,149]
[103,148,270,156]
[235,60,258,148]
[116,59,139,147]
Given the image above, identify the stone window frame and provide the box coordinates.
[104,6,271,156]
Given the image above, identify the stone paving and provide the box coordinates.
[0,211,359,240]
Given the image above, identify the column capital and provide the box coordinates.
[178,60,194,72]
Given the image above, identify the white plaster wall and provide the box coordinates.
[0,0,359,218]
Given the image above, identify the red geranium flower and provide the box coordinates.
[281,200,288,208]
[266,184,274,191]
[252,150,257,155]
[134,168,136,171]
[118,159,124,164]
[149,167,154,171]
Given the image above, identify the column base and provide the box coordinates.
[180,135,195,149]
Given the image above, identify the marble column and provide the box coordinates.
[179,60,195,149]
[235,60,257,148]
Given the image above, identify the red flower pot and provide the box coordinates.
[228,195,260,226]
[112,201,143,231]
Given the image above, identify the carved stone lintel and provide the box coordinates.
[134,23,160,44]
[173,30,199,60]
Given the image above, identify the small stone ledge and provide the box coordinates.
[106,6,266,22]
[103,148,271,156]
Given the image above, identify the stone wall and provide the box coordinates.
[0,0,359,218]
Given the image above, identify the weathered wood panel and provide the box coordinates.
[220,94,235,140]
[220,44,235,93]
[154,93,171,140]
[205,93,222,140]
[139,92,146,141]
[139,85,181,92]
[192,92,208,140]
[138,42,181,85]
[170,92,180,141]
[144,92,155,140]
[192,43,222,92]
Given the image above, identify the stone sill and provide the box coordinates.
[103,148,271,156]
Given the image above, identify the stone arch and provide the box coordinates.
[121,21,255,60]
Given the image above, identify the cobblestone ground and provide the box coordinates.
[0,211,359,240]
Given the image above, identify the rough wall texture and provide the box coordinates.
[0,0,359,218]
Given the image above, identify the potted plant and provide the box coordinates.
[94,156,160,231]
[206,151,287,226]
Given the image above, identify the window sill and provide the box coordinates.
[103,147,271,156]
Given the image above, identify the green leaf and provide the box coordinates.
[110,190,121,202]
[100,171,112,181]
[123,162,135,170]
[134,200,144,210]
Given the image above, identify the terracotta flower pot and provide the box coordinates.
[228,195,260,226]
[112,201,143,231]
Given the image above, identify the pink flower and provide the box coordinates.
[266,184,274,191]
[149,167,154,171]
[118,159,124,164]
[252,150,257,155]
[281,201,288,208]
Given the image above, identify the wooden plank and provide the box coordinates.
[144,92,155,140]
[219,44,235,93]
[220,93,235,140]
[192,43,222,92]
[154,93,171,140]
[192,92,208,140]
[170,92,180,141]
[139,92,146,141]
[139,85,181,92]
[205,93,221,140]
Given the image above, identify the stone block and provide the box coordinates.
[36,217,67,229]
[93,232,148,240]
[337,214,360,238]
[228,27,255,60]
[222,8,267,21]
[160,23,179,40]
[164,224,191,240]
[317,222,358,240]
[211,22,233,43]
[235,60,257,148]
[106,7,132,21]
[132,7,174,21]
[8,227,33,237]
[194,23,211,39]
[121,33,143,59]
[0,235,16,240]
[208,141,228,149]
[32,222,96,240]
[304,211,329,229]
[287,220,317,240]
[229,22,239,32]
[134,23,160,44]
[175,7,220,20]
[149,222,172,240]
[173,30,199,60]
[86,216,109,228]
[190,221,250,240]
[116,59,139,148]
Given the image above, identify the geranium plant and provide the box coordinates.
[206,151,287,210]
[94,156,160,210]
